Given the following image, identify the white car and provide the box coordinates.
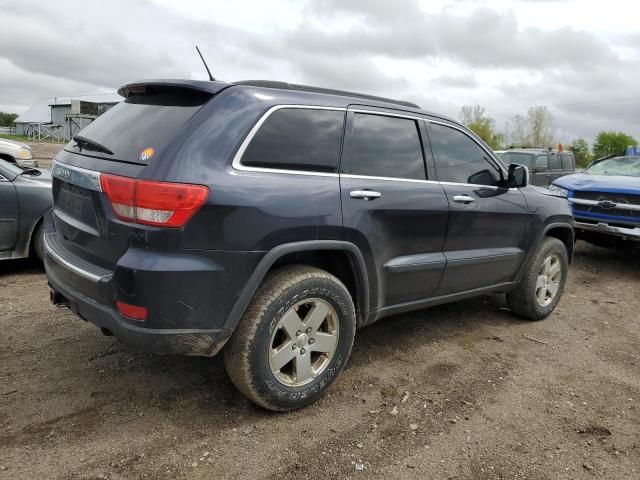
[0,138,38,167]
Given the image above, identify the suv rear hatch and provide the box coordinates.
[50,81,227,274]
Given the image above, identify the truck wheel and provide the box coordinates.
[224,265,356,411]
[507,237,568,321]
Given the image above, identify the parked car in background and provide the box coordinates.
[551,156,640,247]
[0,158,51,262]
[498,148,575,187]
[46,79,574,411]
[0,138,38,168]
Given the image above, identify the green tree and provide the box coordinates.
[592,131,637,159]
[0,112,18,127]
[459,105,504,149]
[570,138,591,167]
[527,106,555,147]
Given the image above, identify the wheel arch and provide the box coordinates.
[514,221,574,283]
[224,241,371,331]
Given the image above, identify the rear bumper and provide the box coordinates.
[47,268,231,356]
[574,219,640,241]
[44,228,264,356]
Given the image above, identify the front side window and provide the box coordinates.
[348,113,426,180]
[429,123,501,186]
[535,155,549,171]
[242,108,345,172]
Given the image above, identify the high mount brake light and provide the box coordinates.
[100,174,208,228]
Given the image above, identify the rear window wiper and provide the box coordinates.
[19,167,41,176]
[73,135,114,155]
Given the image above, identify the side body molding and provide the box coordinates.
[223,241,371,330]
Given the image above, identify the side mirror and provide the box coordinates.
[534,165,547,173]
[508,163,528,188]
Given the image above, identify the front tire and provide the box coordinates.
[507,237,568,320]
[224,265,356,411]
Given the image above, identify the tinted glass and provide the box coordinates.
[549,154,562,170]
[242,108,345,172]
[535,155,549,170]
[561,153,574,170]
[429,124,500,186]
[349,114,425,180]
[501,152,535,169]
[64,87,212,164]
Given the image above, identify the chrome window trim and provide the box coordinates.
[231,104,345,178]
[341,173,437,185]
[349,108,426,122]
[52,160,103,191]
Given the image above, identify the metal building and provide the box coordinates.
[14,94,121,141]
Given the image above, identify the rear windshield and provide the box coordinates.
[64,86,212,164]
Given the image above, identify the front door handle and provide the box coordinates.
[452,194,475,204]
[350,190,382,200]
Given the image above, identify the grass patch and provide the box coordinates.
[0,134,31,142]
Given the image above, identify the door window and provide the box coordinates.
[242,108,345,172]
[548,154,562,170]
[561,154,575,170]
[535,155,549,171]
[348,113,426,180]
[428,123,501,186]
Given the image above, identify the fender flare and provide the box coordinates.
[223,240,370,331]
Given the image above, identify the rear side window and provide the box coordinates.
[241,108,345,172]
[64,86,213,164]
[429,123,500,186]
[535,155,549,170]
[549,154,562,170]
[348,113,426,180]
[561,153,575,170]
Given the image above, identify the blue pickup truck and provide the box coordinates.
[551,155,640,247]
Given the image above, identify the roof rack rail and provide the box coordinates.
[234,80,420,109]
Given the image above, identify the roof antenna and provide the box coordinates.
[195,45,215,81]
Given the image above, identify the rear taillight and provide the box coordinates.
[100,174,208,228]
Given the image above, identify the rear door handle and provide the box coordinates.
[452,194,475,204]
[350,190,382,200]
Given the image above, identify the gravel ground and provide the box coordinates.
[0,242,638,479]
[27,142,64,169]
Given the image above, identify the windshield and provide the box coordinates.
[500,152,535,169]
[585,156,640,177]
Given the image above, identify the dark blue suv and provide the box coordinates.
[45,79,574,410]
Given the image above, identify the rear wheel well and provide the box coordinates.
[546,227,574,263]
[269,250,364,324]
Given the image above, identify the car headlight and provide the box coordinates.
[16,148,33,160]
[548,184,568,198]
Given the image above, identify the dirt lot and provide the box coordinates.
[0,242,638,480]
[27,142,64,169]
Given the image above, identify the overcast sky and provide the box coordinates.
[1,0,639,144]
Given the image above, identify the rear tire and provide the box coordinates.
[32,222,45,263]
[224,265,356,411]
[507,237,568,321]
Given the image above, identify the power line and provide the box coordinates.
[486,96,640,113]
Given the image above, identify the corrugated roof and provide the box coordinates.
[15,93,122,124]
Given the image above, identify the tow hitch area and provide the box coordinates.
[50,289,70,307]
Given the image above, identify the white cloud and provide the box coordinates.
[1,0,639,143]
